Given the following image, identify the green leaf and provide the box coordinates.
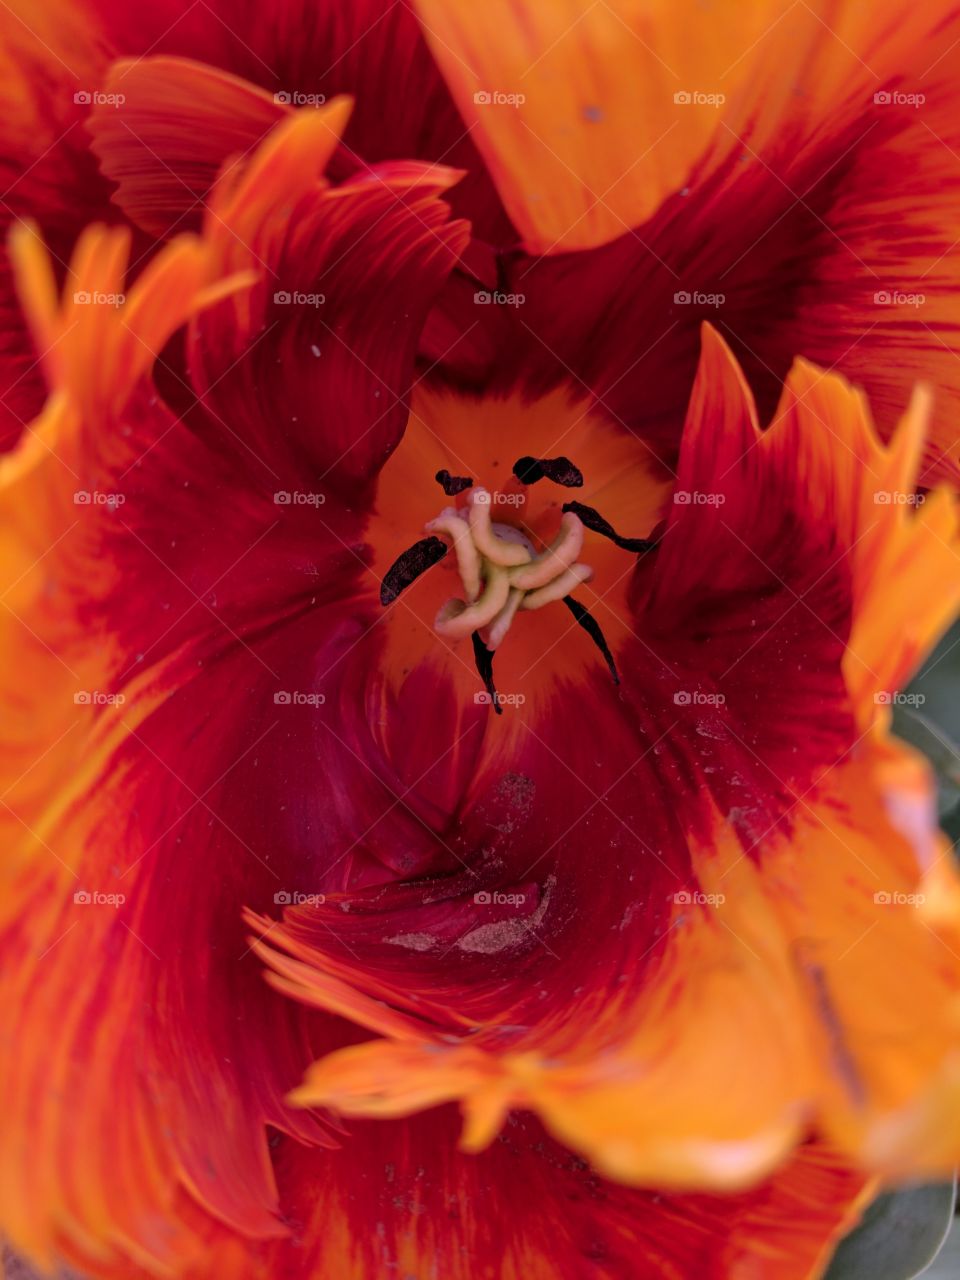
[823,1179,956,1280]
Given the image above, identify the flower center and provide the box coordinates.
[379,463,660,712]
[426,488,593,650]
[371,386,669,714]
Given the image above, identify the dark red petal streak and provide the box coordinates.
[188,138,469,495]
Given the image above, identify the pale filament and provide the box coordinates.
[429,488,593,646]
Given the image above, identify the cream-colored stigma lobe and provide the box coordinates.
[427,488,593,648]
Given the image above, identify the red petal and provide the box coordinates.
[187,109,469,493]
[87,58,287,239]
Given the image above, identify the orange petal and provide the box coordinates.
[660,325,960,732]
[765,358,960,730]
[411,0,776,251]
[271,841,815,1192]
[412,0,959,253]
[763,737,960,1180]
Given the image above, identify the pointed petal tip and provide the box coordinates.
[697,321,747,383]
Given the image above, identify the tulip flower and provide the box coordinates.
[2,3,960,1279]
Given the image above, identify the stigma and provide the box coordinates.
[425,489,593,650]
[379,458,658,708]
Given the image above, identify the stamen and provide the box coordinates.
[563,597,620,685]
[381,536,448,605]
[471,631,502,715]
[513,456,584,487]
[424,488,595,659]
[562,501,658,553]
[393,477,626,705]
[435,469,473,496]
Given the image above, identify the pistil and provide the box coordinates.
[429,489,594,649]
[380,461,660,705]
